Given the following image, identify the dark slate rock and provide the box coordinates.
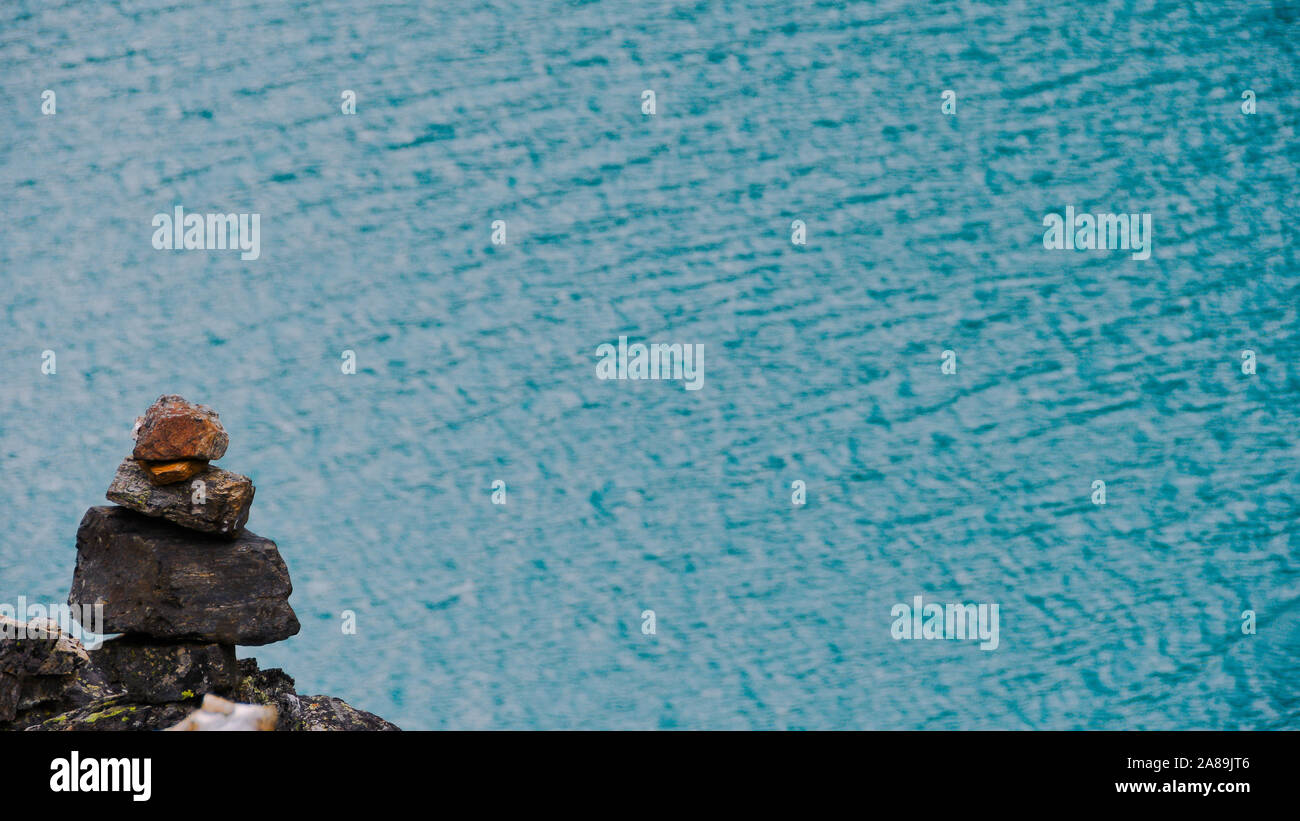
[91,637,238,703]
[0,672,19,723]
[294,694,402,731]
[0,616,89,677]
[3,665,122,730]
[68,507,300,646]
[24,696,196,732]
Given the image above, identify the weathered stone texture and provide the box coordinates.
[69,507,299,646]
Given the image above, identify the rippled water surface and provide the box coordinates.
[2,0,1298,729]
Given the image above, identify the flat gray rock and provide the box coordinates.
[68,507,300,646]
[106,458,254,537]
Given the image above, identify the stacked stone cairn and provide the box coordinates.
[73,394,298,716]
[1,395,398,731]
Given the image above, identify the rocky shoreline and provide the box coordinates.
[1,395,399,731]
[8,654,397,732]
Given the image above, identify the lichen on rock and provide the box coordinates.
[14,658,398,732]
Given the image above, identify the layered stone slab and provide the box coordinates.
[68,507,300,646]
[106,458,254,536]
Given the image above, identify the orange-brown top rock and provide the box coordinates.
[131,395,229,461]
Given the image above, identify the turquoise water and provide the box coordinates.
[2,0,1298,729]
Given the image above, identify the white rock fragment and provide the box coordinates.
[165,693,277,731]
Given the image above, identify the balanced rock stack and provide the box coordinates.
[71,395,299,701]
[0,395,397,731]
[108,394,253,537]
